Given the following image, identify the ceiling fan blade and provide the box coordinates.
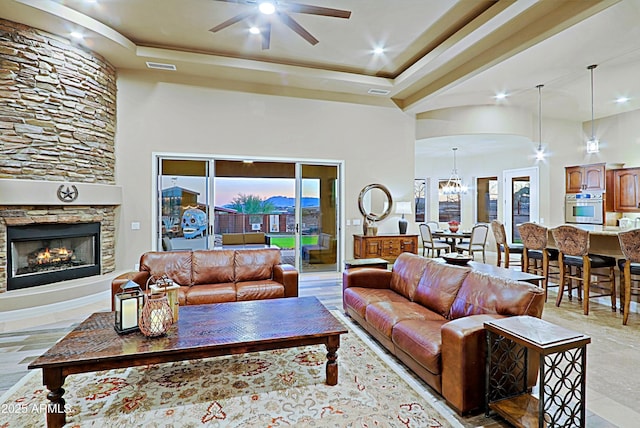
[262,21,271,50]
[277,12,319,45]
[209,11,255,32]
[282,3,351,19]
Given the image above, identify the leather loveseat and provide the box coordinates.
[342,253,545,415]
[111,248,298,309]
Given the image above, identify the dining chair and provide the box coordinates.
[455,223,489,263]
[617,229,640,325]
[426,221,440,232]
[490,220,524,269]
[517,222,559,300]
[426,221,449,244]
[551,225,616,315]
[419,223,450,257]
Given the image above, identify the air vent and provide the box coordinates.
[145,62,177,71]
[368,88,390,95]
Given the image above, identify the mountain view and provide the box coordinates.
[264,196,319,208]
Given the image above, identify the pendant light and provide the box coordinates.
[586,64,599,153]
[535,84,545,161]
[442,147,468,195]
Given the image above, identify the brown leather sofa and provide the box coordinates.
[111,248,298,309]
[342,253,545,415]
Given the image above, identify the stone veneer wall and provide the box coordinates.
[0,19,118,293]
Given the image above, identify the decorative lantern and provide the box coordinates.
[148,275,180,322]
[114,280,144,334]
[139,292,173,337]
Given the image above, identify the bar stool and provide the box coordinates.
[491,220,523,269]
[617,229,640,325]
[517,222,559,300]
[551,225,616,315]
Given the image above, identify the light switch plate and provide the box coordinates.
[131,222,140,230]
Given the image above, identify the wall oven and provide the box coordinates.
[564,193,604,225]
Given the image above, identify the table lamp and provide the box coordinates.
[395,202,412,235]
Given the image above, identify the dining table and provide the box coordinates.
[432,229,472,252]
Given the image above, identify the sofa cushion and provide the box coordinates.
[389,253,428,300]
[413,260,470,317]
[140,251,192,286]
[365,300,445,338]
[235,248,281,282]
[449,271,545,319]
[343,287,409,318]
[236,280,284,301]
[185,283,237,305]
[192,250,235,285]
[392,319,448,375]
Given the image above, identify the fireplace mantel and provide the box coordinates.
[0,179,122,206]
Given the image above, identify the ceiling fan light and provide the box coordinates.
[259,1,276,15]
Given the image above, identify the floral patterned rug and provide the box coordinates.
[0,312,460,427]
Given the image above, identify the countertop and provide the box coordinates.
[568,224,626,236]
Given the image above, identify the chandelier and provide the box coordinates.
[442,147,468,195]
[586,64,599,153]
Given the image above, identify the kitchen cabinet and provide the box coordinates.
[565,163,605,193]
[353,234,418,262]
[612,167,640,212]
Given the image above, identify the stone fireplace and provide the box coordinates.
[0,19,120,306]
[7,221,101,291]
[0,200,118,295]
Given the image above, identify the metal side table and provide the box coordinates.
[485,316,591,427]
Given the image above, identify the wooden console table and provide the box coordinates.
[353,234,418,263]
[484,316,591,427]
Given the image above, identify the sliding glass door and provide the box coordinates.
[298,164,339,273]
[156,155,340,273]
[158,158,212,251]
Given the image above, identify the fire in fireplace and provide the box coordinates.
[7,222,101,291]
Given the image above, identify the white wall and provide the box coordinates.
[114,70,416,270]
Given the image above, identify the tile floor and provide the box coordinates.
[1,255,639,427]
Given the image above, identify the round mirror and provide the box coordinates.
[358,184,393,222]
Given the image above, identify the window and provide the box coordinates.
[476,176,498,223]
[414,178,426,223]
[438,180,460,223]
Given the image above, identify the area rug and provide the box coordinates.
[0,312,461,427]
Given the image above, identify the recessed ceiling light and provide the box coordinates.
[70,32,83,40]
[373,47,384,55]
[494,92,508,100]
[616,96,630,104]
[249,26,260,35]
[259,1,276,15]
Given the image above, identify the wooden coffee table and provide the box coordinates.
[28,296,347,428]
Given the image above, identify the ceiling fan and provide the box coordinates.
[209,0,352,50]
